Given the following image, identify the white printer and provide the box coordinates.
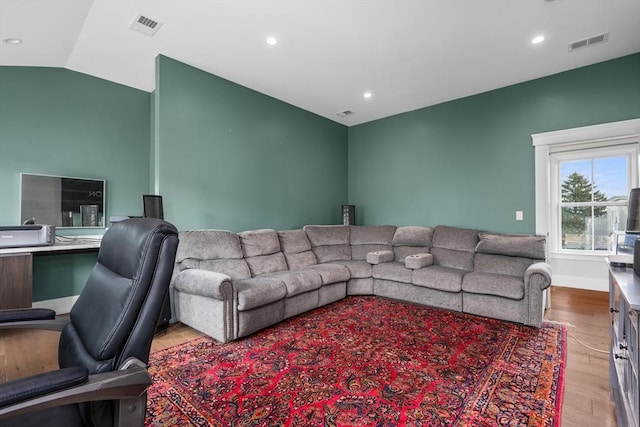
[0,225,55,248]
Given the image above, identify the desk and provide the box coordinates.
[0,237,101,309]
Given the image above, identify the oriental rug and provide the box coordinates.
[145,296,566,427]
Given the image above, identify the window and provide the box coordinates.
[551,145,635,253]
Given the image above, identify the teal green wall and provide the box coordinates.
[348,53,640,233]
[0,66,151,301]
[154,55,348,231]
[2,54,639,302]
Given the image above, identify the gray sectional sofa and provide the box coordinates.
[171,224,551,343]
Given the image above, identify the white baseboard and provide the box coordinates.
[552,276,608,292]
[32,295,79,314]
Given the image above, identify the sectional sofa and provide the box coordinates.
[171,224,551,343]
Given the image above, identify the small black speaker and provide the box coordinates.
[143,195,164,219]
[342,205,355,225]
[634,238,640,276]
[627,188,640,233]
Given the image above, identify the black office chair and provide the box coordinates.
[0,218,178,427]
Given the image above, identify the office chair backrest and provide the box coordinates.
[58,218,178,374]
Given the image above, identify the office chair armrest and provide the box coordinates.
[0,308,56,323]
[0,367,89,408]
[0,359,152,420]
[0,307,69,332]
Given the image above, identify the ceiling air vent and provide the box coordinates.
[336,110,355,117]
[569,32,608,52]
[129,13,162,37]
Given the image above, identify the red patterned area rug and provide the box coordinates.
[146,297,566,427]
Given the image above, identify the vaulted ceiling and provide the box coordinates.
[1,0,639,126]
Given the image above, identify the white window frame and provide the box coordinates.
[533,118,640,261]
[549,143,637,255]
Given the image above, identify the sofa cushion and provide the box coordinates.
[176,230,243,262]
[313,245,351,263]
[261,270,322,297]
[462,272,524,300]
[304,225,352,262]
[350,225,397,245]
[476,232,546,260]
[240,229,281,257]
[278,229,312,254]
[432,225,479,252]
[304,225,350,246]
[182,258,251,281]
[284,251,318,270]
[372,262,412,283]
[474,253,534,277]
[351,244,392,260]
[234,277,287,311]
[333,260,372,278]
[392,226,434,247]
[301,264,350,285]
[245,252,288,276]
[411,265,466,292]
[431,247,475,271]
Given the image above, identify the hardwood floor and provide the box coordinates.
[0,287,616,426]
[544,286,616,427]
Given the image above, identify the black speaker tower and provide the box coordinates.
[342,205,355,225]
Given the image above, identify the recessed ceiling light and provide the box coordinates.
[3,38,23,45]
[363,92,373,99]
[531,35,545,44]
[266,36,278,46]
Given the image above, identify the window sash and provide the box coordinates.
[550,142,638,254]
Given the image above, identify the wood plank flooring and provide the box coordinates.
[0,286,616,426]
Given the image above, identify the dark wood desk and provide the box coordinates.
[0,238,101,309]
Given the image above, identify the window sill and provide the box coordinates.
[549,251,610,262]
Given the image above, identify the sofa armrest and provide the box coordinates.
[173,269,234,300]
[366,250,394,264]
[524,262,552,291]
[405,253,433,269]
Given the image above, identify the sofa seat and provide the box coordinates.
[372,261,412,283]
[462,272,524,300]
[235,277,287,311]
[332,260,372,278]
[411,265,466,292]
[260,270,323,297]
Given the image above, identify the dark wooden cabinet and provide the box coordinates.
[608,262,640,427]
[0,253,33,309]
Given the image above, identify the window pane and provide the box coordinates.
[561,160,594,203]
[593,156,628,200]
[561,206,628,251]
[562,207,590,249]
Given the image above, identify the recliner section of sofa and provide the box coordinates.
[172,224,552,343]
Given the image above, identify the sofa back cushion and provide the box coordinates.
[475,232,546,260]
[304,225,351,263]
[391,226,433,261]
[431,225,478,271]
[240,229,288,276]
[278,229,318,269]
[349,225,396,260]
[474,253,534,277]
[176,230,251,280]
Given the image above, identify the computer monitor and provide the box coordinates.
[142,195,164,219]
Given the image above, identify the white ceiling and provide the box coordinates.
[1,0,639,126]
